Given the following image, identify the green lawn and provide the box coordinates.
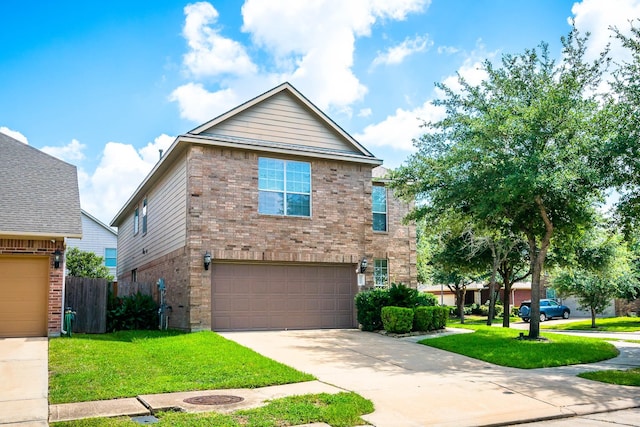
[49,330,314,404]
[51,392,374,427]
[419,326,619,368]
[541,316,640,332]
[578,367,640,386]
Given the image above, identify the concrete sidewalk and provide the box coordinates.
[0,337,48,426]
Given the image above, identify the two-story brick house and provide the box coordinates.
[111,82,416,331]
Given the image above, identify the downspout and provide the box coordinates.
[60,239,67,336]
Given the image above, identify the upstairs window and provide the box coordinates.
[258,158,311,217]
[372,185,387,232]
[105,248,117,267]
[142,198,148,234]
[374,259,388,288]
[133,208,139,235]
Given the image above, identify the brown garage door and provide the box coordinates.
[212,263,357,331]
[0,255,48,337]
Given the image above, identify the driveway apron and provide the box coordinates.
[221,329,640,427]
[0,337,48,426]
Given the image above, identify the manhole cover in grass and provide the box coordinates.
[183,395,245,405]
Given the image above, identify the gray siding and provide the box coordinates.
[201,91,356,153]
[67,212,118,278]
[116,153,188,278]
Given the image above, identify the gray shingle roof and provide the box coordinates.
[0,132,82,238]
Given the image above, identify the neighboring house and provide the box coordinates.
[111,82,417,332]
[421,283,484,306]
[0,132,82,337]
[66,210,118,279]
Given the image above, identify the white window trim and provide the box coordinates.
[258,158,312,217]
[372,185,388,232]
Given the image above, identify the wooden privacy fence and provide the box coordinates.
[64,278,157,334]
[64,276,108,334]
[115,281,158,301]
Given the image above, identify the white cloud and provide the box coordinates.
[41,139,86,162]
[171,0,430,122]
[169,82,240,122]
[371,34,432,67]
[182,2,257,77]
[571,0,640,63]
[358,108,372,118]
[355,44,489,152]
[78,135,175,225]
[437,45,459,55]
[0,126,28,144]
[354,101,445,152]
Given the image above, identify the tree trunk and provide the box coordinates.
[591,307,597,328]
[486,248,500,326]
[502,278,512,328]
[456,286,467,324]
[526,195,554,339]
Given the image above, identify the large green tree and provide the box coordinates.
[608,22,640,233]
[391,29,609,339]
[65,247,113,281]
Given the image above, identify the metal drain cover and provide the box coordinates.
[183,395,245,405]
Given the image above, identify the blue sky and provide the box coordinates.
[1,0,637,225]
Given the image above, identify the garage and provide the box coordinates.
[212,263,358,331]
[0,255,49,337]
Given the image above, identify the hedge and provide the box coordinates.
[381,306,414,334]
[355,284,436,331]
[414,306,449,331]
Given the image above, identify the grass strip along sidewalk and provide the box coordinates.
[52,392,373,427]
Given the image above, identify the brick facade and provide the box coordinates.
[120,144,417,331]
[0,238,65,336]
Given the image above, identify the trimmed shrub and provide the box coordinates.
[355,288,391,331]
[388,283,419,307]
[432,306,449,329]
[414,306,435,331]
[414,306,449,331]
[415,292,438,307]
[511,306,520,317]
[107,291,158,332]
[381,306,414,334]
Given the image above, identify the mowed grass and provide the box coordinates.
[579,367,640,386]
[541,316,640,332]
[49,330,314,404]
[51,392,374,427]
[51,393,373,427]
[419,326,619,368]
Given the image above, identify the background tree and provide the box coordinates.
[428,228,484,323]
[65,247,113,281]
[552,226,638,327]
[391,28,609,339]
[496,238,531,327]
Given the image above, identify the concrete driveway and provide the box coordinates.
[0,337,48,426]
[221,329,640,427]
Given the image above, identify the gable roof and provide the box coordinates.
[111,82,382,227]
[0,132,82,238]
[82,209,117,237]
[188,82,381,162]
